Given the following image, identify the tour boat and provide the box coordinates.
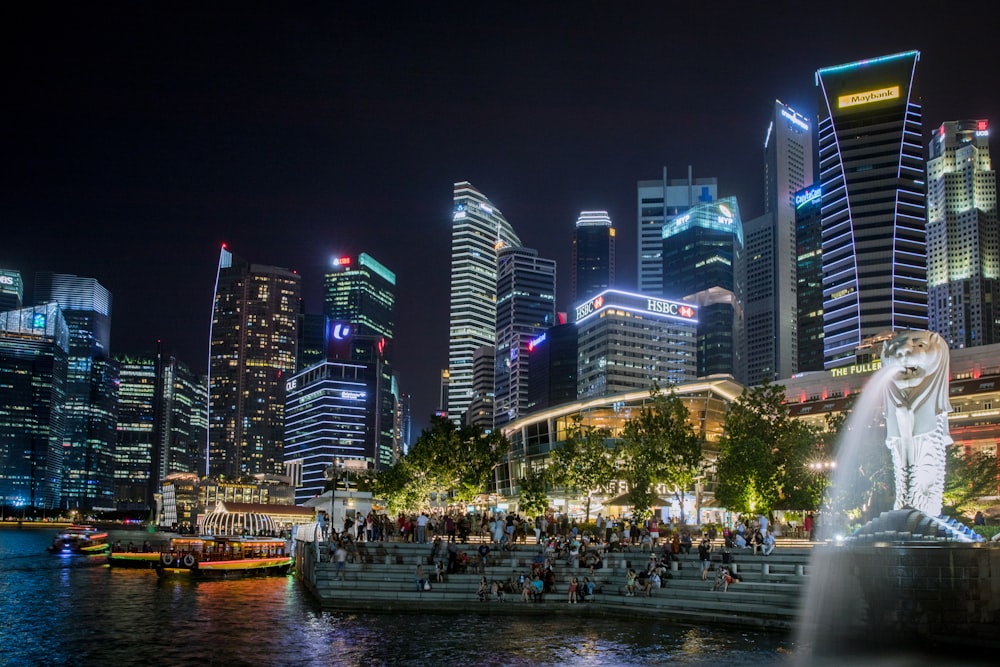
[155,535,293,579]
[47,525,110,555]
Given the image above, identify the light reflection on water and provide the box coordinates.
[1,528,791,666]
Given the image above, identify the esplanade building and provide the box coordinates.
[496,340,1000,516]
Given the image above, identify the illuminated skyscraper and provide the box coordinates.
[745,101,813,383]
[795,184,825,371]
[323,252,396,468]
[448,182,522,423]
[493,247,557,427]
[662,196,745,381]
[114,354,158,511]
[816,51,926,368]
[35,272,118,511]
[0,268,23,312]
[208,245,300,479]
[0,303,68,510]
[637,168,717,296]
[572,211,615,303]
[927,120,998,348]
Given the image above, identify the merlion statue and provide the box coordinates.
[880,330,952,516]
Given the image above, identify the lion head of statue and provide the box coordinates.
[880,329,951,422]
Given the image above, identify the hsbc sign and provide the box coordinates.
[647,299,695,319]
[574,290,697,324]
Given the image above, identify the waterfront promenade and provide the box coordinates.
[296,537,812,631]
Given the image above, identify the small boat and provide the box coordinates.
[155,535,293,579]
[107,540,166,568]
[47,525,110,555]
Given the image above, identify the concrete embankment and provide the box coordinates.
[295,538,811,631]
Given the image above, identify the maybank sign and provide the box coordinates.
[838,86,900,109]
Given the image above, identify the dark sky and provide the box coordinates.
[4,2,998,435]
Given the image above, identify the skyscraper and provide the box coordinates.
[927,120,998,348]
[795,185,825,372]
[493,246,557,427]
[35,272,118,511]
[662,196,745,381]
[571,211,615,303]
[323,252,396,468]
[744,101,814,383]
[208,245,300,480]
[0,303,68,510]
[816,51,926,368]
[448,182,522,423]
[637,168,717,296]
[158,353,207,481]
[114,354,158,511]
[0,268,23,312]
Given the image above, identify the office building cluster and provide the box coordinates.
[3,49,996,515]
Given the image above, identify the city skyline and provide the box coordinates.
[4,3,999,433]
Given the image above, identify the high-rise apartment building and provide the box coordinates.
[572,211,615,303]
[323,252,396,467]
[927,120,999,348]
[575,290,698,397]
[35,272,118,511]
[795,185,825,372]
[493,247,557,428]
[638,168,717,296]
[0,269,23,312]
[745,101,814,383]
[0,303,68,510]
[448,182,522,423]
[208,245,300,480]
[662,196,745,381]
[816,51,926,368]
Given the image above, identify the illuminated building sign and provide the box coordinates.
[780,107,810,131]
[838,86,900,109]
[340,390,366,400]
[717,203,734,225]
[32,312,46,329]
[331,323,352,340]
[334,257,351,266]
[574,290,697,324]
[528,332,547,351]
[829,359,882,378]
[795,186,822,209]
[0,275,13,285]
[286,379,297,391]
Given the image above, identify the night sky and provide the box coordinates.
[4,2,999,435]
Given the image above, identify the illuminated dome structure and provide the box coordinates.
[201,502,277,536]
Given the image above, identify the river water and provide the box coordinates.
[1,527,792,666]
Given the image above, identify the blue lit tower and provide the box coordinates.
[323,252,396,468]
[637,168,717,296]
[815,51,925,368]
[35,272,118,511]
[572,211,615,303]
[744,101,813,383]
[927,120,998,348]
[661,196,745,381]
[448,182,522,423]
[493,246,557,428]
[208,245,300,479]
[0,304,68,511]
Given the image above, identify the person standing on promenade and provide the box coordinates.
[648,516,659,549]
[804,512,815,541]
[334,542,347,581]
[416,512,428,544]
[698,535,713,581]
[568,577,579,603]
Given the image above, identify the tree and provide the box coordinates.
[943,446,999,517]
[714,382,790,516]
[548,419,615,521]
[517,466,550,518]
[619,385,703,522]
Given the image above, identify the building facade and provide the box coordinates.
[0,269,23,312]
[527,322,578,412]
[575,289,698,398]
[571,211,615,303]
[816,51,926,368]
[283,361,369,504]
[113,354,158,511]
[35,272,118,511]
[744,101,813,383]
[494,246,557,428]
[208,245,300,480]
[0,304,68,510]
[637,168,718,296]
[662,196,745,381]
[927,120,999,348]
[447,182,522,423]
[795,185,825,372]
